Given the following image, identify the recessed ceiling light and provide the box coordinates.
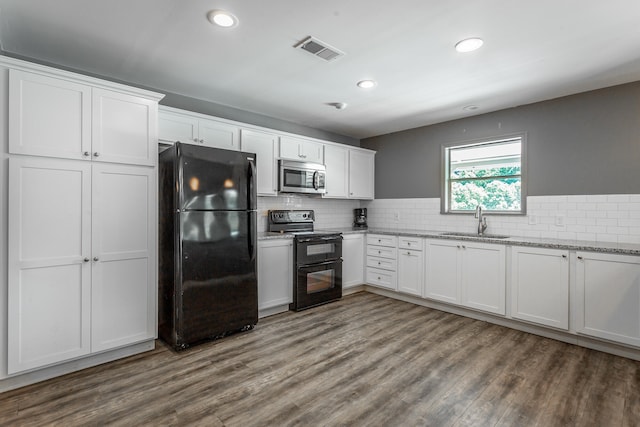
[455,38,484,53]
[357,80,377,89]
[463,105,479,111]
[207,10,238,28]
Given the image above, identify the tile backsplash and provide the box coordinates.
[363,195,640,244]
[257,194,640,244]
[257,195,360,231]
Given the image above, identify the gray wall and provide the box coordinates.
[362,81,640,199]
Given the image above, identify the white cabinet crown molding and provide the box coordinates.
[158,105,375,155]
[0,55,164,101]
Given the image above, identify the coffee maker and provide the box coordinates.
[353,208,368,229]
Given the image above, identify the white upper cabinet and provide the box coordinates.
[323,144,349,198]
[240,129,278,196]
[9,70,91,160]
[348,149,375,200]
[280,136,324,164]
[9,69,160,166]
[196,118,239,150]
[158,109,198,143]
[91,88,158,166]
[158,109,239,151]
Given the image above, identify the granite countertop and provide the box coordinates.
[365,228,640,256]
[259,227,640,255]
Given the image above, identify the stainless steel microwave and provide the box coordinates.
[279,160,326,194]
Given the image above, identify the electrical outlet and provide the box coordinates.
[528,215,537,225]
[555,214,565,226]
[393,211,400,222]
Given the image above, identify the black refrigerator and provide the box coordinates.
[158,142,258,350]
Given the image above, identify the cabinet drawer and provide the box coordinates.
[366,267,397,290]
[399,237,422,251]
[366,245,397,259]
[367,234,397,247]
[367,256,397,271]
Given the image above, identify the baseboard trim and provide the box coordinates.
[363,286,640,361]
[0,340,155,393]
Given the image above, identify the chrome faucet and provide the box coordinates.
[475,205,488,235]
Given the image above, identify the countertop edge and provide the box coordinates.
[258,228,640,255]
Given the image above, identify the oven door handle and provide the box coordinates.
[296,235,343,243]
[298,259,343,268]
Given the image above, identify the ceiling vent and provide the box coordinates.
[295,36,345,62]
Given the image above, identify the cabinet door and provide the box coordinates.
[511,247,569,329]
[425,240,459,304]
[91,164,156,352]
[576,252,640,347]
[342,234,364,288]
[398,248,423,296]
[461,243,506,315]
[240,129,278,196]
[92,88,158,166]
[323,144,349,198]
[258,240,293,310]
[280,136,324,163]
[8,158,92,374]
[9,69,91,160]
[199,118,240,151]
[158,110,199,144]
[348,150,375,199]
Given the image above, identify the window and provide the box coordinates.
[442,134,526,214]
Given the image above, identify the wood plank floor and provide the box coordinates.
[2,291,640,426]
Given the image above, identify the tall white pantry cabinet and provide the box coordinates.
[2,58,164,381]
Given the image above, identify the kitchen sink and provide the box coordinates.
[440,232,511,239]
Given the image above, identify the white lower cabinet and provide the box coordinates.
[510,246,569,330]
[576,251,640,347]
[397,237,424,296]
[257,239,293,310]
[425,240,460,304]
[342,234,364,289]
[366,234,398,290]
[461,243,506,315]
[8,157,156,374]
[90,164,156,353]
[425,239,505,315]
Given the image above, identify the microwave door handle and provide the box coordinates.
[312,171,319,190]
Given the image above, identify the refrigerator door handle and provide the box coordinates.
[249,212,257,262]
[247,158,257,209]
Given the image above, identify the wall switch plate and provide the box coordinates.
[393,211,400,221]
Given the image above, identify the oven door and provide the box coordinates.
[296,235,342,265]
[293,259,342,311]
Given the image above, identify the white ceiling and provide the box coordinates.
[2,0,640,140]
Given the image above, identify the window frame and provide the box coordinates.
[440,132,527,215]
